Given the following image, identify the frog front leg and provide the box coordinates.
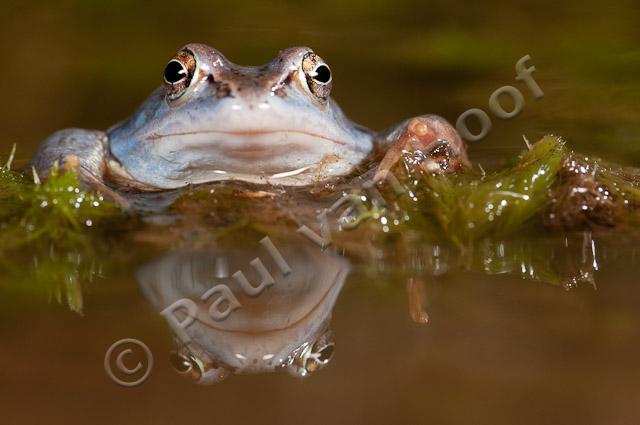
[32,128,107,181]
[374,115,470,182]
[31,128,128,206]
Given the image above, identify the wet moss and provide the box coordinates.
[0,160,119,251]
[0,149,121,312]
[401,135,640,245]
[546,153,640,228]
[410,136,566,245]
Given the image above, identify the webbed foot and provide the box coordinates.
[375,115,470,182]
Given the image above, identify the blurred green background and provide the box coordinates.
[2,0,639,167]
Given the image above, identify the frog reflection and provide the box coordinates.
[137,236,349,383]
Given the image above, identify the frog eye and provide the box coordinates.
[283,329,335,377]
[316,343,335,363]
[301,52,332,101]
[169,351,230,385]
[169,352,201,381]
[164,50,197,100]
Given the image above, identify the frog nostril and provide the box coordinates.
[214,82,232,99]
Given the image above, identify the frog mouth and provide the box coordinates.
[148,129,346,143]
[129,127,367,187]
[147,129,347,152]
[190,266,347,335]
[219,142,295,161]
[148,129,347,160]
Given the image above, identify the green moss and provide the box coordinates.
[0,252,100,314]
[0,161,119,251]
[0,150,121,312]
[416,136,566,245]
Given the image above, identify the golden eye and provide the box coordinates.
[164,50,196,100]
[169,352,202,381]
[302,52,332,100]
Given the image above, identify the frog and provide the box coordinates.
[31,43,469,197]
[137,234,350,383]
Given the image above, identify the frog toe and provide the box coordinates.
[374,115,470,182]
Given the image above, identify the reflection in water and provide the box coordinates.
[381,231,604,288]
[463,231,600,289]
[137,236,350,383]
[371,230,633,324]
[134,217,623,384]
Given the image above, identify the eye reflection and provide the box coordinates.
[284,328,336,378]
[317,344,335,363]
[169,352,192,373]
[169,352,203,381]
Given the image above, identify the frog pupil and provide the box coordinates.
[165,60,187,84]
[169,353,192,373]
[313,65,331,84]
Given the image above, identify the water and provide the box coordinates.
[1,1,640,424]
